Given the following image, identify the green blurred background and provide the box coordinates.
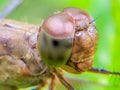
[0,0,120,90]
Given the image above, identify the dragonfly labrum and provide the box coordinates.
[0,7,120,90]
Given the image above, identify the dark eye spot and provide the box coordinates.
[52,40,59,47]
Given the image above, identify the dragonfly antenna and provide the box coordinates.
[88,68,120,75]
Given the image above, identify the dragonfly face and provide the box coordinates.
[38,7,98,72]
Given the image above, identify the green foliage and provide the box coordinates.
[0,0,10,11]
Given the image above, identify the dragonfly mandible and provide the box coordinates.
[0,7,120,90]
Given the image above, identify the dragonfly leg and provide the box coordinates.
[49,72,57,90]
[88,68,120,75]
[53,69,74,90]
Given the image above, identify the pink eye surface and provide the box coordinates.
[42,13,74,38]
[62,7,94,32]
[62,7,92,22]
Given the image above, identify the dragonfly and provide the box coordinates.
[0,7,120,90]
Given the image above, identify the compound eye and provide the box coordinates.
[38,12,74,67]
[63,7,92,22]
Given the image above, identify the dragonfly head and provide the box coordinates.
[37,7,98,72]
